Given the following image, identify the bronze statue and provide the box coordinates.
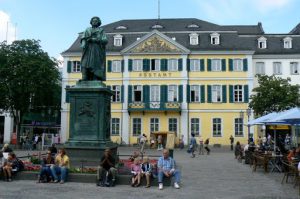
[81,16,108,81]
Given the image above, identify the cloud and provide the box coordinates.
[252,0,294,13]
[0,10,17,44]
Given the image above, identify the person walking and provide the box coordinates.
[204,138,210,155]
[229,135,234,151]
[189,133,197,158]
[198,136,204,155]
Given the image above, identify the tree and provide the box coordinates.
[249,75,300,116]
[0,39,61,142]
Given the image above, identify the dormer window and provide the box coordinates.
[257,37,267,49]
[189,33,199,45]
[210,33,220,45]
[115,25,127,30]
[152,24,163,29]
[136,37,140,41]
[283,37,292,49]
[187,24,199,28]
[172,37,176,41]
[114,34,123,46]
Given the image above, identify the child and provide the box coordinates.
[131,158,141,187]
[140,156,152,188]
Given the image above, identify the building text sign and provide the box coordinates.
[138,72,172,78]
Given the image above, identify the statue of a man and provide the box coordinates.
[80,16,108,81]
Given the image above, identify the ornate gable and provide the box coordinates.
[128,35,182,53]
[121,30,190,54]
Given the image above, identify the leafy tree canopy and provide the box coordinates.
[249,75,300,116]
[0,39,61,125]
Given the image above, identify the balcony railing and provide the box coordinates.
[128,101,181,112]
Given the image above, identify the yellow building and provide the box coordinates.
[61,18,259,146]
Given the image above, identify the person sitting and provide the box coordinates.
[50,148,69,184]
[96,149,117,187]
[49,144,58,156]
[2,152,21,181]
[140,156,152,188]
[287,147,297,163]
[157,149,181,190]
[131,158,141,187]
[37,150,55,183]
[1,143,13,154]
[129,150,140,162]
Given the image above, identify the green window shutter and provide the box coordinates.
[200,59,205,71]
[244,85,249,103]
[143,85,150,103]
[178,59,183,71]
[229,59,233,71]
[161,59,167,71]
[160,85,167,103]
[201,85,205,103]
[207,59,211,71]
[222,85,227,103]
[243,58,248,71]
[179,85,183,102]
[207,85,212,103]
[229,85,233,103]
[187,85,190,103]
[222,59,226,71]
[121,60,124,72]
[107,60,112,72]
[128,85,132,103]
[143,59,150,71]
[187,59,190,71]
[121,85,124,103]
[128,59,133,71]
[79,62,82,72]
[65,85,70,103]
[67,61,72,73]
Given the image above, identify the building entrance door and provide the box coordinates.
[0,116,4,144]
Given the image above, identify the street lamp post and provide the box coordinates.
[246,108,251,143]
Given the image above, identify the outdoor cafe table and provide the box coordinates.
[268,154,283,173]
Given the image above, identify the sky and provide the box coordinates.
[0,0,300,59]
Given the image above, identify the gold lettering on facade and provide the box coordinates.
[139,73,143,77]
[163,73,167,77]
[158,73,162,77]
[136,72,173,78]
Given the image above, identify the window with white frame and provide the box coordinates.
[150,118,159,133]
[211,32,220,45]
[190,85,200,102]
[255,62,265,75]
[257,37,267,49]
[273,62,282,75]
[233,85,243,102]
[150,85,160,102]
[133,85,142,102]
[111,85,121,102]
[212,85,222,103]
[283,37,292,49]
[151,59,160,71]
[168,85,178,102]
[111,118,120,135]
[72,61,81,72]
[168,59,178,71]
[190,59,200,71]
[112,60,121,72]
[132,118,142,136]
[113,34,123,46]
[133,59,143,71]
[233,59,243,71]
[212,118,222,136]
[191,118,200,136]
[290,62,299,74]
[168,118,177,133]
[234,118,243,137]
[211,59,221,71]
[189,33,199,45]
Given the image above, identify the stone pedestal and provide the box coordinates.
[65,81,117,163]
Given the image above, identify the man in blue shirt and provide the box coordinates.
[157,149,181,190]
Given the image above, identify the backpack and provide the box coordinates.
[16,158,25,171]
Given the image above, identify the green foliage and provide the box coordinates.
[30,156,41,165]
[249,75,300,116]
[0,40,61,137]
